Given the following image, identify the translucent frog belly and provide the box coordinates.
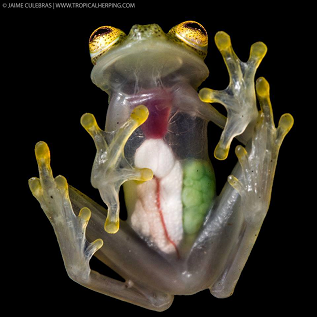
[120,86,217,254]
[121,90,182,253]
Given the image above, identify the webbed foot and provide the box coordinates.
[199,32,267,160]
[29,142,173,311]
[210,78,293,298]
[81,105,153,233]
[29,142,103,280]
[228,77,294,225]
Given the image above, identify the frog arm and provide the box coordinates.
[209,78,294,297]
[80,105,153,233]
[29,142,173,311]
[199,31,267,160]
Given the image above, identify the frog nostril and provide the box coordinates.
[131,24,141,32]
[130,24,142,38]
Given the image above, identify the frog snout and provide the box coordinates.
[128,24,165,40]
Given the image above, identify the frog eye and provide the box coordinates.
[169,21,208,56]
[89,26,126,64]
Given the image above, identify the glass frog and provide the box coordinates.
[29,21,294,311]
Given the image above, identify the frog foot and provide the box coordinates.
[227,78,294,225]
[81,105,153,233]
[29,142,103,280]
[199,32,267,160]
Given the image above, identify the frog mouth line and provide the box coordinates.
[90,37,120,59]
[91,41,209,92]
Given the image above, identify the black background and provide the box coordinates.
[2,2,310,315]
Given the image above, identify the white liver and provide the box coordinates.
[131,139,183,254]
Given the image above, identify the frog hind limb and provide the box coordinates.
[81,105,153,233]
[199,32,267,160]
[228,77,294,224]
[29,142,172,311]
[210,78,293,298]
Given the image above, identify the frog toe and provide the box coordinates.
[229,78,293,224]
[256,77,294,147]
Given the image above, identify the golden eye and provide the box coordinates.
[89,26,126,64]
[169,21,208,56]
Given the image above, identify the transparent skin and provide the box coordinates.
[29,22,294,311]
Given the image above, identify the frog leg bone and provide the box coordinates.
[209,77,294,298]
[80,105,153,233]
[199,31,267,160]
[29,141,173,312]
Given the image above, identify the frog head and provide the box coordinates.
[89,21,209,92]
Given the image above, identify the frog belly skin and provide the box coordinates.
[130,139,183,254]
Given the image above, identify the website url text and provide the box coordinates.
[3,2,136,9]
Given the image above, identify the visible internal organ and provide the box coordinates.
[130,139,183,254]
[130,88,172,139]
[182,160,216,234]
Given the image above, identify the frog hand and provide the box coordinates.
[228,78,294,225]
[81,105,153,233]
[199,32,267,160]
[29,142,103,281]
